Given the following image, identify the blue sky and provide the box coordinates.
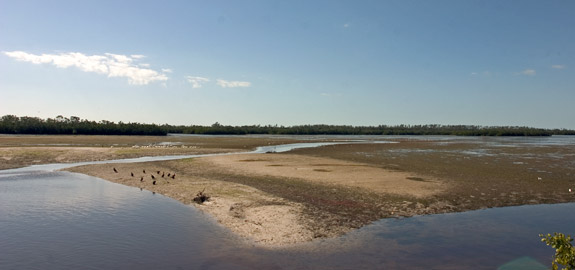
[1,0,574,128]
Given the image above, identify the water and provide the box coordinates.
[1,138,574,269]
[2,170,573,269]
[0,171,240,270]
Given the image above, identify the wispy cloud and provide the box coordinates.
[551,64,565,69]
[471,71,492,77]
[343,23,351,28]
[3,51,169,85]
[186,76,210,88]
[517,69,536,76]
[216,79,251,88]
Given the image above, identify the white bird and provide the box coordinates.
[569,188,572,193]
[538,177,542,181]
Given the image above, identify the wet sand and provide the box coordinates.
[0,135,304,170]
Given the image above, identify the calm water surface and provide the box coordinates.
[1,137,574,269]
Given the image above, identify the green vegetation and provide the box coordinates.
[540,233,575,270]
[0,115,166,136]
[3,115,575,136]
[171,123,573,136]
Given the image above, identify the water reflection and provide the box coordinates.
[2,170,571,269]
[0,172,241,270]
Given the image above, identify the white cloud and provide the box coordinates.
[470,71,492,77]
[3,51,168,85]
[551,65,565,69]
[216,79,251,88]
[186,76,210,88]
[343,23,350,28]
[518,69,536,76]
[161,68,173,73]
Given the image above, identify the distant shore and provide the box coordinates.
[3,115,574,136]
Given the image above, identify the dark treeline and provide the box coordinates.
[0,115,167,136]
[2,115,575,136]
[170,122,575,136]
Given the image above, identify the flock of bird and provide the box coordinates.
[113,167,176,185]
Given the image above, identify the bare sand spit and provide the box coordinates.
[203,153,444,198]
[66,153,447,247]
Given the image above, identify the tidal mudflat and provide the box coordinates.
[60,135,575,246]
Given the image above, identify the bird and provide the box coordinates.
[157,171,161,175]
[140,176,144,182]
[153,180,157,185]
[538,177,542,181]
[171,174,176,179]
[162,172,165,178]
[151,175,155,179]
[130,172,134,177]
[113,167,118,173]
[167,173,171,177]
[143,169,146,174]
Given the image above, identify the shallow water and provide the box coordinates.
[2,170,573,270]
[0,171,241,270]
[2,170,573,269]
[1,138,574,269]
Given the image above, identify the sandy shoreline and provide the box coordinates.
[66,153,443,247]
[68,158,316,247]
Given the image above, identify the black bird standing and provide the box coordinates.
[131,172,134,177]
[151,174,155,179]
[162,172,165,178]
[171,174,176,179]
[140,176,144,182]
[113,167,118,173]
[143,169,146,174]
[152,180,157,185]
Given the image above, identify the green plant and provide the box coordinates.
[540,233,575,270]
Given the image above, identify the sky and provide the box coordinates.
[1,0,574,129]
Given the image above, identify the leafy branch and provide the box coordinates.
[540,233,575,270]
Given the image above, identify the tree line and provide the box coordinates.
[0,115,167,136]
[2,115,574,136]
[170,123,574,136]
